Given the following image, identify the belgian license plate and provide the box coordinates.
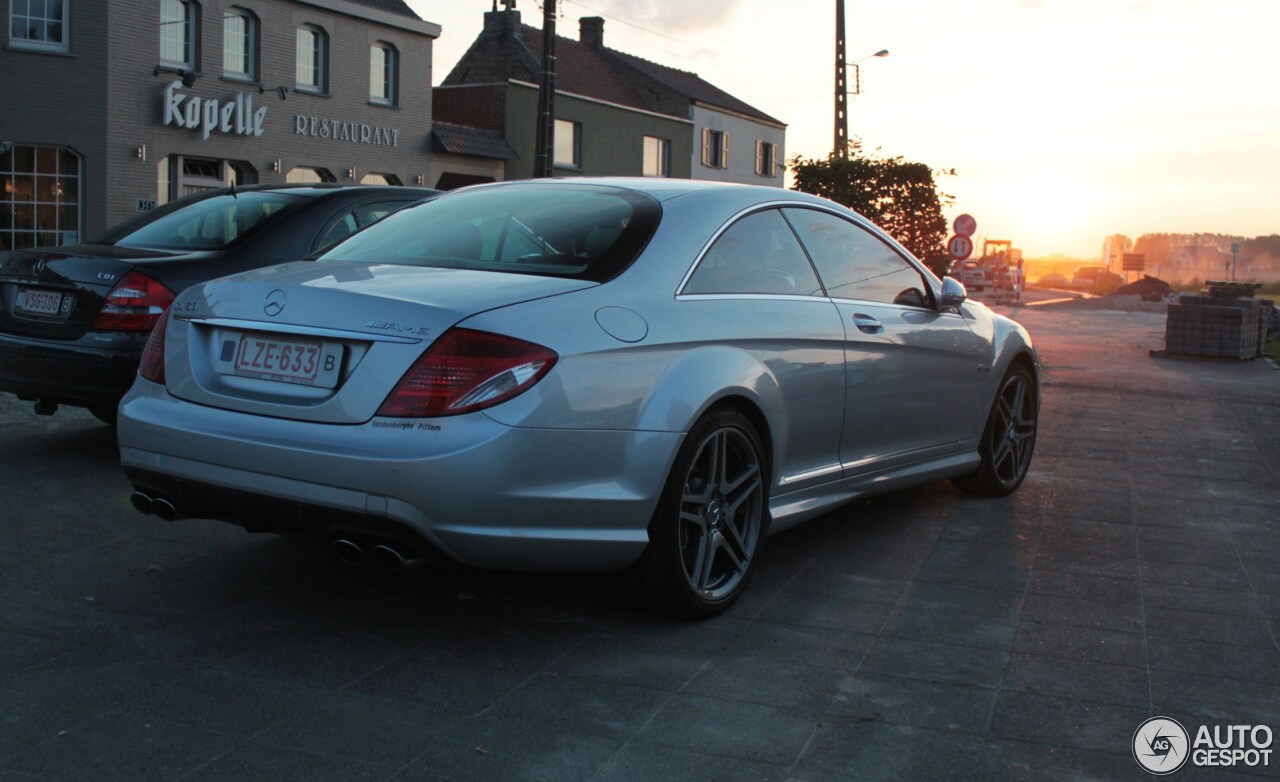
[15,288,72,318]
[228,334,343,388]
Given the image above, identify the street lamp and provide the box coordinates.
[833,33,889,157]
[851,49,889,98]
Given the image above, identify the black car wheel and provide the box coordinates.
[627,407,768,618]
[953,363,1038,496]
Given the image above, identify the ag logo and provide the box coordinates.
[1134,717,1190,775]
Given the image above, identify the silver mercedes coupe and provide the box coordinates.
[118,179,1039,617]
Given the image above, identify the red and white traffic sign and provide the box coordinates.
[953,214,977,237]
[947,234,974,260]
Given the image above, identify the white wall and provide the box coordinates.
[689,105,785,187]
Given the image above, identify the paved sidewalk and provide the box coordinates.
[0,306,1277,781]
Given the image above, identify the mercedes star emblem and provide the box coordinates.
[264,289,287,317]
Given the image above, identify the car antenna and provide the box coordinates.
[229,179,237,198]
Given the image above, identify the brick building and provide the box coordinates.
[0,0,509,250]
[435,6,785,185]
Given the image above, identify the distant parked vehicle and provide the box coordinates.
[0,184,436,423]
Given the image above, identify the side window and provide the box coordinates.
[684,209,824,297]
[316,213,358,250]
[354,200,412,227]
[783,208,931,307]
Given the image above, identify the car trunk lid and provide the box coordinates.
[0,245,193,340]
[163,261,594,423]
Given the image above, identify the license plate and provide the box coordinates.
[15,288,72,318]
[225,334,343,388]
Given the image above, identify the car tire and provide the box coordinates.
[90,406,118,427]
[626,408,769,619]
[953,362,1038,497]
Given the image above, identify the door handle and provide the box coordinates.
[851,313,883,334]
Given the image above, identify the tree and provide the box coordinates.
[790,141,954,276]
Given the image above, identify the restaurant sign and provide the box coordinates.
[293,115,400,147]
[162,81,267,141]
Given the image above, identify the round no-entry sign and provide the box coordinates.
[953,214,977,237]
[948,234,974,260]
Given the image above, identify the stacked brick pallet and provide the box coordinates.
[1165,282,1264,359]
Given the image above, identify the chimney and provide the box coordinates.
[483,7,521,38]
[579,16,604,49]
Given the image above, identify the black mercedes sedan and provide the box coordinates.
[0,184,436,423]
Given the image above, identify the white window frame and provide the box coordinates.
[554,119,582,169]
[642,136,670,178]
[159,0,198,70]
[702,128,729,169]
[755,140,778,177]
[222,7,257,81]
[295,24,327,93]
[9,0,69,53]
[369,42,398,106]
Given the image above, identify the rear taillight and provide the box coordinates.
[138,308,171,384]
[377,328,557,418]
[92,271,175,331]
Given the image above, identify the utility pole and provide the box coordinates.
[834,0,847,158]
[533,0,557,178]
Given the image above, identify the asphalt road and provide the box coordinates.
[1,303,1278,781]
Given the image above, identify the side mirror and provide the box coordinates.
[940,276,967,309]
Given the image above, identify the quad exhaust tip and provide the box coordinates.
[130,491,183,521]
[331,538,364,565]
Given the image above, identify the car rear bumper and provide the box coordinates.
[0,331,143,410]
[118,379,682,572]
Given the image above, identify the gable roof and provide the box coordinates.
[605,50,784,126]
[441,11,783,126]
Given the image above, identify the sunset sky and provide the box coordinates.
[407,0,1279,258]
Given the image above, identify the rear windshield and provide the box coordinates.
[104,192,302,251]
[316,184,661,283]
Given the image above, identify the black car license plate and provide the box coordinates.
[15,288,73,318]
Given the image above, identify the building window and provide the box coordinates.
[286,166,335,184]
[9,0,69,52]
[643,136,670,178]
[222,8,256,81]
[702,129,729,169]
[0,145,81,251]
[160,0,197,70]
[755,140,778,177]
[359,172,401,186]
[369,43,397,105]
[295,25,327,93]
[554,119,581,169]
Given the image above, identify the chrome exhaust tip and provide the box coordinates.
[332,538,364,565]
[369,544,424,571]
[130,492,155,515]
[151,497,181,522]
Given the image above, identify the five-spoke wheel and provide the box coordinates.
[628,408,767,617]
[954,363,1038,496]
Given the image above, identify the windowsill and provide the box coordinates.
[221,74,260,87]
[553,164,581,172]
[6,42,72,57]
[293,87,330,98]
[367,100,399,109]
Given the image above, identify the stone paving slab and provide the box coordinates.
[1,305,1277,780]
